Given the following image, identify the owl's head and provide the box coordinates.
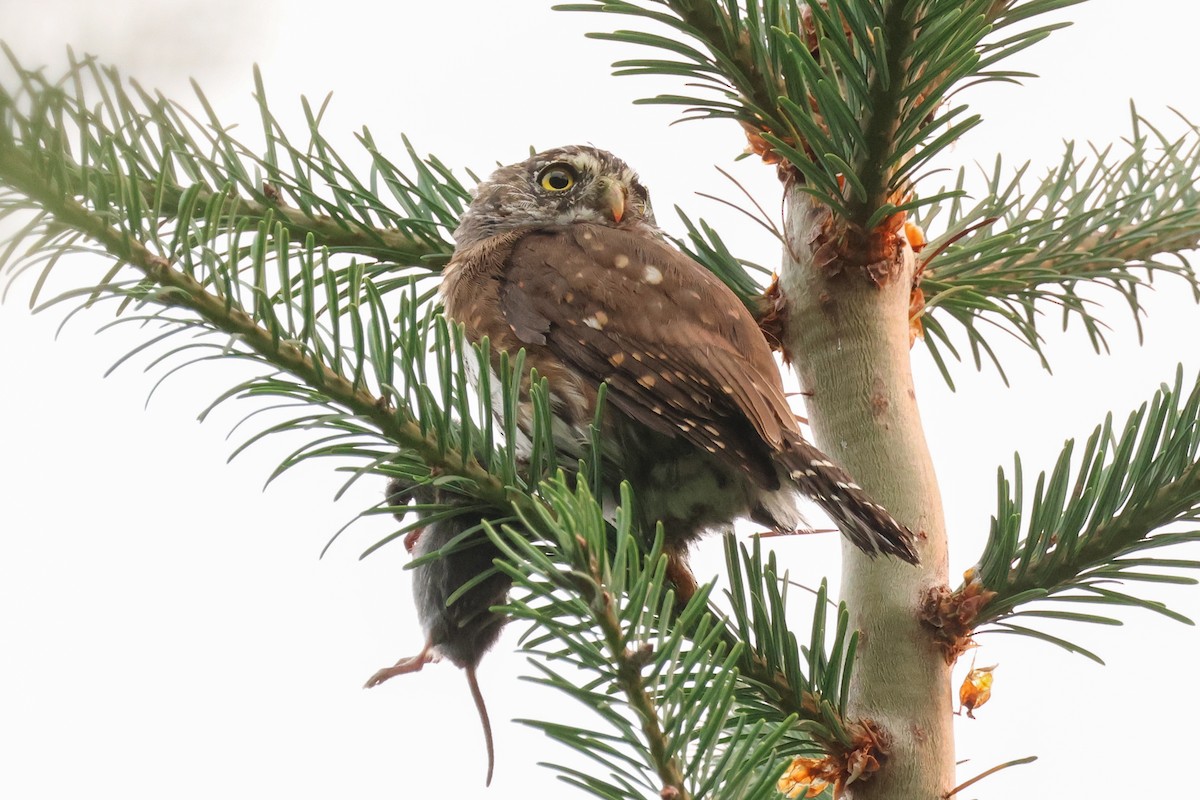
[453,145,657,247]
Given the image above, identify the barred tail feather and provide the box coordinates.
[780,436,920,565]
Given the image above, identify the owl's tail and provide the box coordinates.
[779,435,920,565]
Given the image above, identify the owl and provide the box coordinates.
[364,147,918,784]
[440,145,918,583]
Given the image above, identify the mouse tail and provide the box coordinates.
[465,665,495,786]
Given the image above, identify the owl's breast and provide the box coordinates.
[442,236,516,349]
[441,229,600,437]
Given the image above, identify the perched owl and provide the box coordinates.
[440,145,919,580]
[366,147,919,784]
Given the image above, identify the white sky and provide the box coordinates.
[2,1,1199,798]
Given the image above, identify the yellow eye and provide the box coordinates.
[538,165,576,192]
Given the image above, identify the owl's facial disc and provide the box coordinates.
[452,145,657,247]
[534,154,628,224]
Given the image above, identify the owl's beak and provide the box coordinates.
[598,178,626,223]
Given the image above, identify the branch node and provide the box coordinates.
[777,718,891,798]
[921,573,996,663]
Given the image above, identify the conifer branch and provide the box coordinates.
[498,483,876,799]
[917,107,1200,384]
[0,127,510,503]
[498,482,721,799]
[659,106,1200,388]
[849,0,919,224]
[0,48,529,558]
[0,46,460,279]
[927,367,1200,662]
[558,1,1079,224]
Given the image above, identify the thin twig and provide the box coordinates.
[945,755,1038,798]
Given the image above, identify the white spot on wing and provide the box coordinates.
[643,265,663,285]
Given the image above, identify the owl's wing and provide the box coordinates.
[499,223,797,482]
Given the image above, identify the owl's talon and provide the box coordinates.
[663,555,698,605]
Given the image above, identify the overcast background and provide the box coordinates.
[2,1,1199,798]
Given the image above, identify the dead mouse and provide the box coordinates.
[364,478,511,786]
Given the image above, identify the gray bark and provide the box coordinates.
[779,191,953,799]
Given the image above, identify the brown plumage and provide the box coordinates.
[442,145,919,574]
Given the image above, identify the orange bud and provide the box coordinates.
[959,663,997,719]
[742,121,785,165]
[908,285,926,346]
[904,220,927,252]
[777,757,830,798]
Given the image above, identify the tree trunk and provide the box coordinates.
[778,190,953,799]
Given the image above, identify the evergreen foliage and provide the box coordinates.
[918,108,1200,386]
[968,366,1200,663]
[3,2,1200,797]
